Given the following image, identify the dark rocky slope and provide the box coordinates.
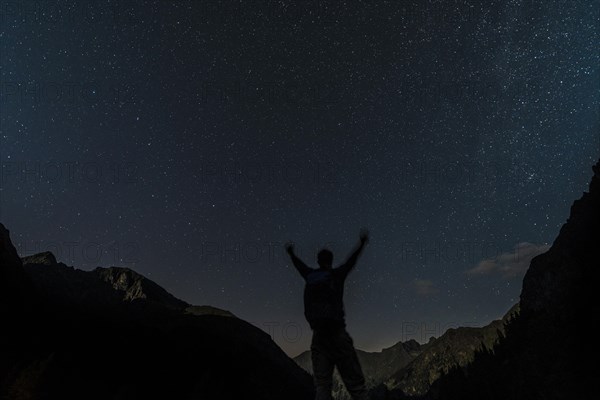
[0,227,313,400]
[425,159,599,400]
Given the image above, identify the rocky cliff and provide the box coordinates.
[427,159,599,400]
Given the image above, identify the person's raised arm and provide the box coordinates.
[338,229,369,277]
[285,241,312,279]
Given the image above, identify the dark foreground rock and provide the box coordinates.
[425,159,599,400]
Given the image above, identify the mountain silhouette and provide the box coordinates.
[0,228,314,400]
[424,159,599,400]
[2,158,597,399]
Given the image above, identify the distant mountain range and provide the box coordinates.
[295,337,422,399]
[294,303,519,399]
[2,159,597,399]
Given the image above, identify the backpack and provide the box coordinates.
[303,269,342,328]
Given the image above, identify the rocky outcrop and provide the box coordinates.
[94,266,189,308]
[21,251,56,266]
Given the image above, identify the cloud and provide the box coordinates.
[467,242,550,279]
[413,279,439,296]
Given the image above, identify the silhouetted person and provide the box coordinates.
[285,229,369,400]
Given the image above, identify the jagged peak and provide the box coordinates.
[93,265,145,281]
[92,265,189,308]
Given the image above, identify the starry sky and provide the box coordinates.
[1,0,598,357]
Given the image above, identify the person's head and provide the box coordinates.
[317,248,333,269]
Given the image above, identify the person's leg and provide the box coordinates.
[311,331,335,400]
[334,329,368,400]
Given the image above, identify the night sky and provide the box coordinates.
[1,0,598,357]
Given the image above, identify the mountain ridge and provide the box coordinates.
[1,228,314,400]
[21,251,236,317]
